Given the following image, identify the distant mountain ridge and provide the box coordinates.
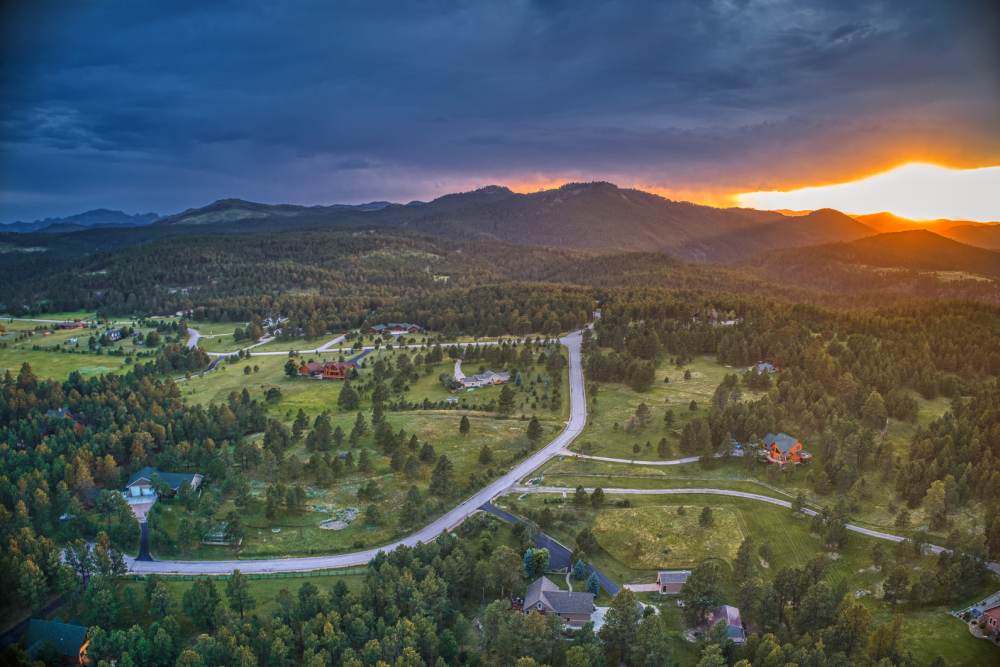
[157,198,394,225]
[146,182,879,262]
[11,183,998,264]
[1,208,160,233]
[856,212,1000,250]
[753,230,1000,301]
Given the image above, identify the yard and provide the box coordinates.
[592,505,744,569]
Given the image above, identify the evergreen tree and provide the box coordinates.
[337,381,360,410]
[225,569,255,619]
[429,455,454,496]
[527,416,543,442]
[498,385,516,415]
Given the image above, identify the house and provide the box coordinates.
[105,328,123,342]
[45,407,83,432]
[656,570,691,595]
[753,361,777,374]
[369,322,423,335]
[125,466,202,499]
[57,320,86,330]
[763,433,811,464]
[299,360,355,380]
[460,370,511,388]
[708,605,746,644]
[982,605,1000,638]
[22,618,89,664]
[446,395,459,405]
[523,576,596,626]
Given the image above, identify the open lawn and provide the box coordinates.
[593,504,744,568]
[0,310,97,323]
[577,353,761,460]
[253,332,346,352]
[873,602,1000,667]
[187,320,248,336]
[497,492,863,592]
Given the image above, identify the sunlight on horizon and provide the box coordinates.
[736,163,1000,222]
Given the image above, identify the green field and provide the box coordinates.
[155,343,569,558]
[498,492,855,588]
[593,504,744,568]
[0,322,138,378]
[252,331,346,352]
[150,408,560,559]
[577,354,760,460]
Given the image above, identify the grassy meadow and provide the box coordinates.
[154,341,569,558]
[577,354,762,460]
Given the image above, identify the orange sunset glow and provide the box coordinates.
[736,163,1000,222]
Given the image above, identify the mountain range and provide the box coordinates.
[1,208,160,233]
[3,183,997,292]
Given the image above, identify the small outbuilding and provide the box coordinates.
[655,570,691,595]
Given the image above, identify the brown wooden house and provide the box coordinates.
[299,360,355,380]
[763,432,811,464]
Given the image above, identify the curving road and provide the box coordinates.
[559,450,702,466]
[510,485,1000,576]
[128,330,586,574]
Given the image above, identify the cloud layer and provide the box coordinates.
[1,0,998,220]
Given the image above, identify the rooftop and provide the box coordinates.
[126,466,200,491]
[524,576,595,615]
[23,619,87,659]
[764,432,798,452]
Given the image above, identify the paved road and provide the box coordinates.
[204,336,550,358]
[454,358,466,381]
[185,327,200,349]
[127,331,586,574]
[511,485,1000,576]
[560,450,702,466]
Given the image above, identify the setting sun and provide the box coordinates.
[737,163,1000,222]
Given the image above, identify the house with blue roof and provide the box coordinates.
[124,466,202,499]
[22,618,89,664]
[762,432,811,464]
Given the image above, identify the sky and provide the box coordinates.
[1,0,998,222]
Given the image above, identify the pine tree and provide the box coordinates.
[527,416,543,442]
[429,455,454,496]
[225,569,256,619]
[498,385,516,415]
[459,415,470,436]
[338,381,360,410]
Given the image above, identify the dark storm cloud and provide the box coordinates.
[1,0,997,220]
